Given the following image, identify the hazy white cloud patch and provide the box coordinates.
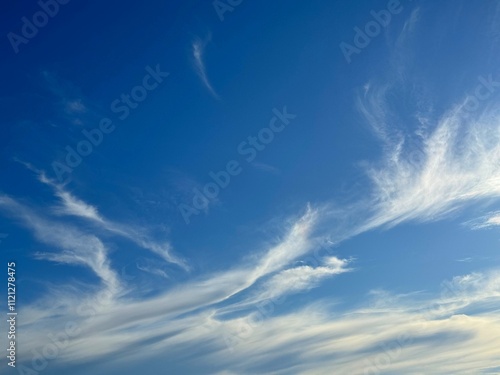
[65,98,87,114]
[192,34,220,99]
[466,211,500,229]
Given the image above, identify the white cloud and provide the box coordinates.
[396,7,420,47]
[257,256,351,301]
[8,9,500,372]
[0,195,120,294]
[54,190,104,222]
[486,215,500,226]
[33,170,189,270]
[12,207,326,367]
[356,87,500,232]
[24,268,499,375]
[65,98,87,114]
[467,211,500,229]
[11,175,499,374]
[135,259,170,280]
[192,35,220,99]
[346,9,500,236]
[251,206,318,279]
[5,162,500,375]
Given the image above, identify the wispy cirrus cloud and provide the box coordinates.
[65,98,87,114]
[7,141,500,375]
[0,195,120,294]
[250,256,352,303]
[54,189,104,222]
[13,164,500,374]
[12,206,328,366]
[57,190,188,270]
[396,7,420,46]
[466,211,500,229]
[28,165,189,270]
[40,70,97,127]
[135,257,170,280]
[192,35,220,99]
[15,179,500,374]
[353,72,500,234]
[333,5,500,239]
[17,261,500,375]
[207,271,500,375]
[8,8,500,374]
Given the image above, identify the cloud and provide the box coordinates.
[356,83,401,147]
[135,258,170,279]
[6,149,500,375]
[217,255,352,316]
[65,99,87,114]
[486,215,500,226]
[7,9,500,374]
[167,168,219,214]
[339,9,500,238]
[250,162,281,175]
[249,206,319,279]
[54,190,104,222]
[11,206,327,368]
[11,168,499,375]
[18,265,500,375]
[395,7,420,47]
[192,35,220,99]
[354,80,500,233]
[212,298,500,374]
[11,180,497,375]
[256,256,351,301]
[466,211,500,229]
[31,168,190,270]
[40,70,97,126]
[0,195,120,294]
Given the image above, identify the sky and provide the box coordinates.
[1,0,500,374]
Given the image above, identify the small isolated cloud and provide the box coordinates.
[0,233,8,243]
[167,168,220,216]
[65,98,87,114]
[250,162,281,175]
[466,211,500,229]
[38,70,104,129]
[396,7,420,47]
[192,35,220,99]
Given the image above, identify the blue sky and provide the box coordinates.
[2,0,500,374]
